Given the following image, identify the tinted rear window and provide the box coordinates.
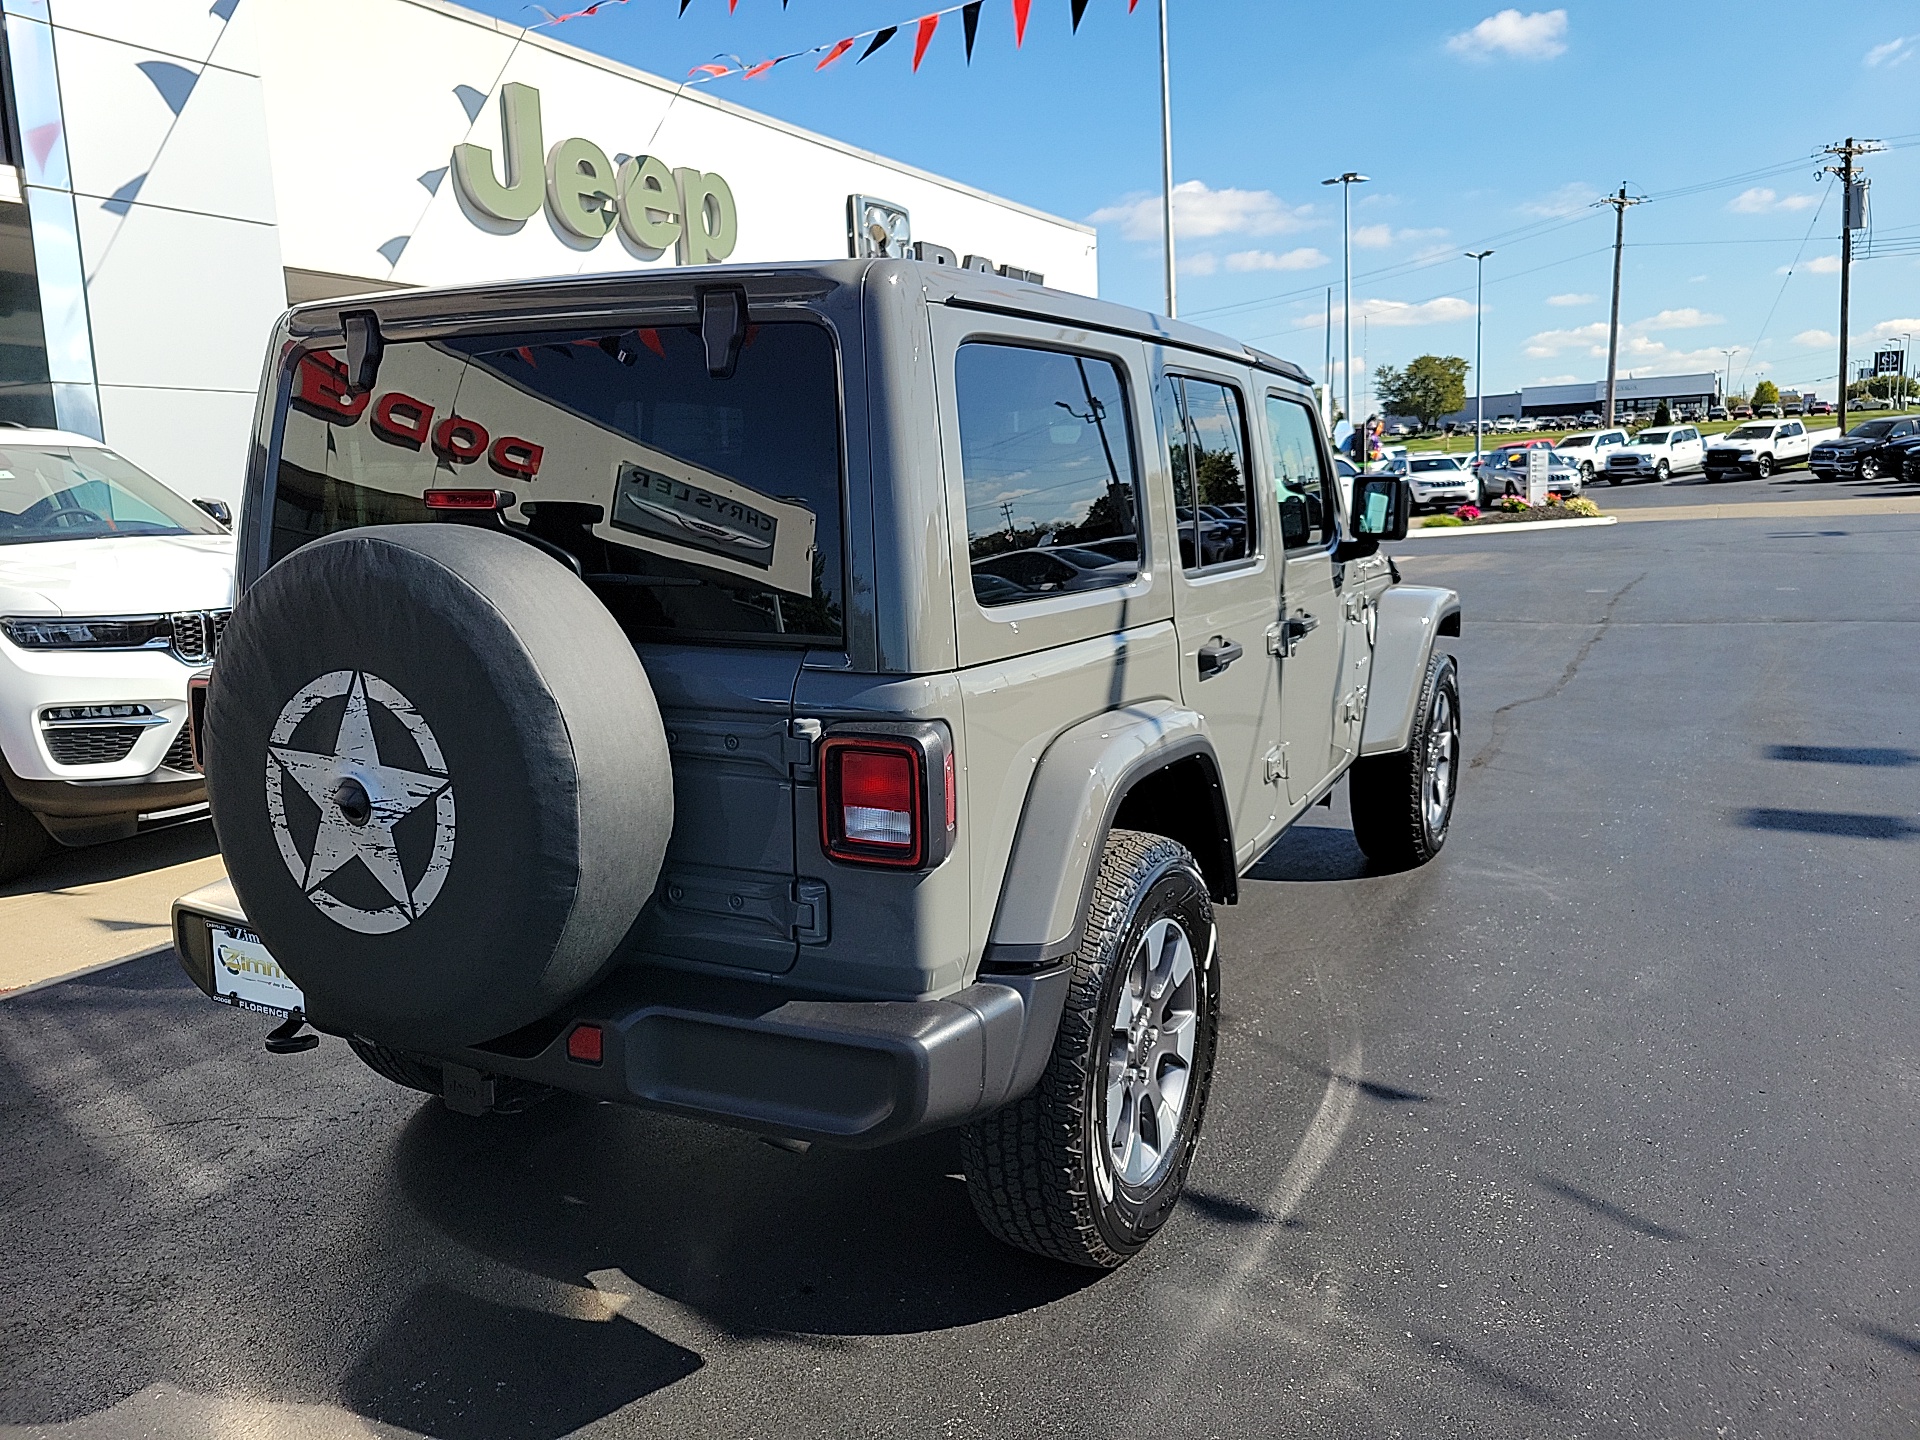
[270,320,844,647]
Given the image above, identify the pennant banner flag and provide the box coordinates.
[530,1,1137,82]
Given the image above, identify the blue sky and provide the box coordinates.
[458,0,1919,403]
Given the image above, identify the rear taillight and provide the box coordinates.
[819,725,956,870]
[423,488,513,511]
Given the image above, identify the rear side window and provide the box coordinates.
[1263,395,1332,548]
[1160,375,1254,570]
[954,343,1141,608]
[270,320,844,647]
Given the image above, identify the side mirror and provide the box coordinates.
[1351,475,1410,542]
[192,497,232,528]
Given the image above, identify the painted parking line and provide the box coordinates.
[1613,496,1920,522]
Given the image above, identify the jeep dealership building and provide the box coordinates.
[0,0,1097,504]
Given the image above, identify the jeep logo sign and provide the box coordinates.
[452,83,738,265]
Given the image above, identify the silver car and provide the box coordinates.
[1404,454,1476,511]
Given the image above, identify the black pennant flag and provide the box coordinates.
[859,26,898,60]
[1070,0,1090,31]
[679,0,692,13]
[962,1,982,60]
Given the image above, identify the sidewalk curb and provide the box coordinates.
[0,944,171,1001]
[1411,515,1618,537]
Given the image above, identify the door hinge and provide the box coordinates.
[1264,743,1288,784]
[1340,686,1369,723]
[790,878,830,944]
[786,718,823,776]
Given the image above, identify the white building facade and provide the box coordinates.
[0,0,1097,504]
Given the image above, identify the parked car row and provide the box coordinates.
[1807,415,1920,481]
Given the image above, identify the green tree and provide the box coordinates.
[1653,401,1672,427]
[1375,355,1469,432]
[1752,380,1781,408]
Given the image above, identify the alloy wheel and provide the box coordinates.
[1422,684,1459,842]
[1104,916,1199,1190]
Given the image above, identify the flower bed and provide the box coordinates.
[1421,495,1601,527]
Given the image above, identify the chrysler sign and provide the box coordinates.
[452,83,738,265]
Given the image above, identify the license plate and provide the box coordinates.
[209,924,305,1015]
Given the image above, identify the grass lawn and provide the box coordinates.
[1398,405,1916,455]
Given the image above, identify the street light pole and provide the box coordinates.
[1719,348,1735,410]
[1157,0,1176,318]
[1322,171,1368,440]
[1466,250,1493,466]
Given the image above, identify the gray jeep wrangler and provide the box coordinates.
[173,261,1460,1268]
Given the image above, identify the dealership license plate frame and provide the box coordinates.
[208,922,305,1016]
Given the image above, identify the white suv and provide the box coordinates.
[1554,428,1630,482]
[1604,425,1706,484]
[0,430,233,877]
[1704,420,1815,480]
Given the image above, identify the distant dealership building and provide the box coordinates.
[0,0,1096,504]
[1438,371,1724,428]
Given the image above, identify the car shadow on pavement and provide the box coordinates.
[390,1090,1099,1343]
[0,817,216,900]
[1243,821,1373,882]
[1734,807,1920,840]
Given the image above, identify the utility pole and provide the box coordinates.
[1467,250,1493,465]
[1594,184,1645,426]
[1156,0,1176,318]
[1322,172,1369,444]
[1820,137,1882,433]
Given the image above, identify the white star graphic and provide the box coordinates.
[269,673,450,920]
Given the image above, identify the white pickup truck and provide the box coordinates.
[1704,419,1815,481]
[1603,425,1705,484]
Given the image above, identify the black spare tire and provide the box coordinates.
[207,524,672,1049]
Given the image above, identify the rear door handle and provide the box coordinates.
[1197,637,1244,678]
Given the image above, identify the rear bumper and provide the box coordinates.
[172,884,1069,1149]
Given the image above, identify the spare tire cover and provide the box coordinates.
[207,523,672,1048]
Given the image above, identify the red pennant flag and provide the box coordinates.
[912,13,939,70]
[816,37,854,69]
[1012,0,1030,46]
[743,59,775,78]
[690,62,731,76]
[637,328,665,358]
[729,0,738,9]
[1129,0,1139,8]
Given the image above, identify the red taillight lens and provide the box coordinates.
[423,488,509,511]
[566,1023,603,1064]
[822,739,924,867]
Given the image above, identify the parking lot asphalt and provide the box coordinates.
[4,471,1918,1439]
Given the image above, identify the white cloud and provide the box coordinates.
[1794,329,1837,348]
[1522,182,1600,217]
[1530,374,1580,385]
[1525,322,1609,357]
[1446,8,1568,60]
[1178,252,1217,277]
[1730,187,1819,214]
[1636,308,1722,331]
[1868,317,1920,339]
[1090,180,1311,242]
[1225,247,1329,272]
[1865,34,1918,67]
[1334,296,1477,327]
[1353,223,1394,249]
[1805,254,1841,274]
[1617,337,1749,372]
[1547,292,1595,307]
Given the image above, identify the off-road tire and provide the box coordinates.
[1350,651,1460,870]
[961,830,1219,1269]
[0,782,49,883]
[347,1036,551,1114]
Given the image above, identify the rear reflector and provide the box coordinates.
[423,488,511,511]
[566,1024,603,1064]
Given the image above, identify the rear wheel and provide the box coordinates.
[0,783,50,883]
[1350,652,1460,871]
[961,830,1219,1269]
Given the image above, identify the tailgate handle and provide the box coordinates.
[1197,637,1244,678]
